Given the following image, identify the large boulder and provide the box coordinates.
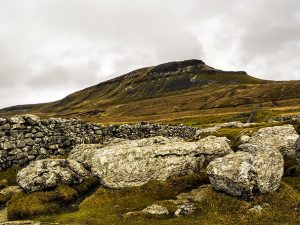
[207,150,284,198]
[17,159,90,192]
[70,136,232,188]
[240,125,298,158]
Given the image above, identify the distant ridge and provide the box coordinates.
[1,59,299,124]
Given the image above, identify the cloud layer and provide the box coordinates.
[0,0,299,108]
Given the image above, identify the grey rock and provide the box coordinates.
[141,204,169,216]
[175,203,196,216]
[3,141,15,150]
[24,139,35,146]
[207,150,284,197]
[0,186,22,196]
[0,124,10,131]
[90,137,207,188]
[71,136,232,188]
[240,135,251,144]
[175,185,212,204]
[0,118,7,126]
[249,205,263,214]
[23,114,40,126]
[17,159,90,192]
[68,144,105,169]
[238,143,265,153]
[68,139,126,168]
[241,125,299,158]
[16,140,26,148]
[9,115,25,124]
[197,136,233,163]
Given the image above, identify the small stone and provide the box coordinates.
[240,135,251,144]
[175,203,196,216]
[249,205,263,214]
[0,118,7,125]
[3,141,15,150]
[141,204,169,216]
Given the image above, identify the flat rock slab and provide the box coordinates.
[71,136,232,188]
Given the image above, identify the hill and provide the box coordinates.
[0,59,300,125]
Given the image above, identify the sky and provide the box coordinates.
[0,0,300,108]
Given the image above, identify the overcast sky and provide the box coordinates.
[0,0,299,108]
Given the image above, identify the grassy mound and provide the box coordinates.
[7,177,100,220]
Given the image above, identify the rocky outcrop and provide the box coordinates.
[69,136,232,188]
[239,125,299,158]
[17,159,90,192]
[0,114,199,170]
[207,150,284,197]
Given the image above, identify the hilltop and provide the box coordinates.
[0,59,299,125]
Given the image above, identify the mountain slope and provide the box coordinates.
[1,59,299,124]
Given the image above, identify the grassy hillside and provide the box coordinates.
[1,59,299,124]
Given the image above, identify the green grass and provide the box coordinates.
[7,170,295,225]
[0,167,18,190]
[8,172,208,223]
[283,177,300,192]
[32,180,300,225]
[168,114,235,127]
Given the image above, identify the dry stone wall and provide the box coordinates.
[0,114,198,170]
